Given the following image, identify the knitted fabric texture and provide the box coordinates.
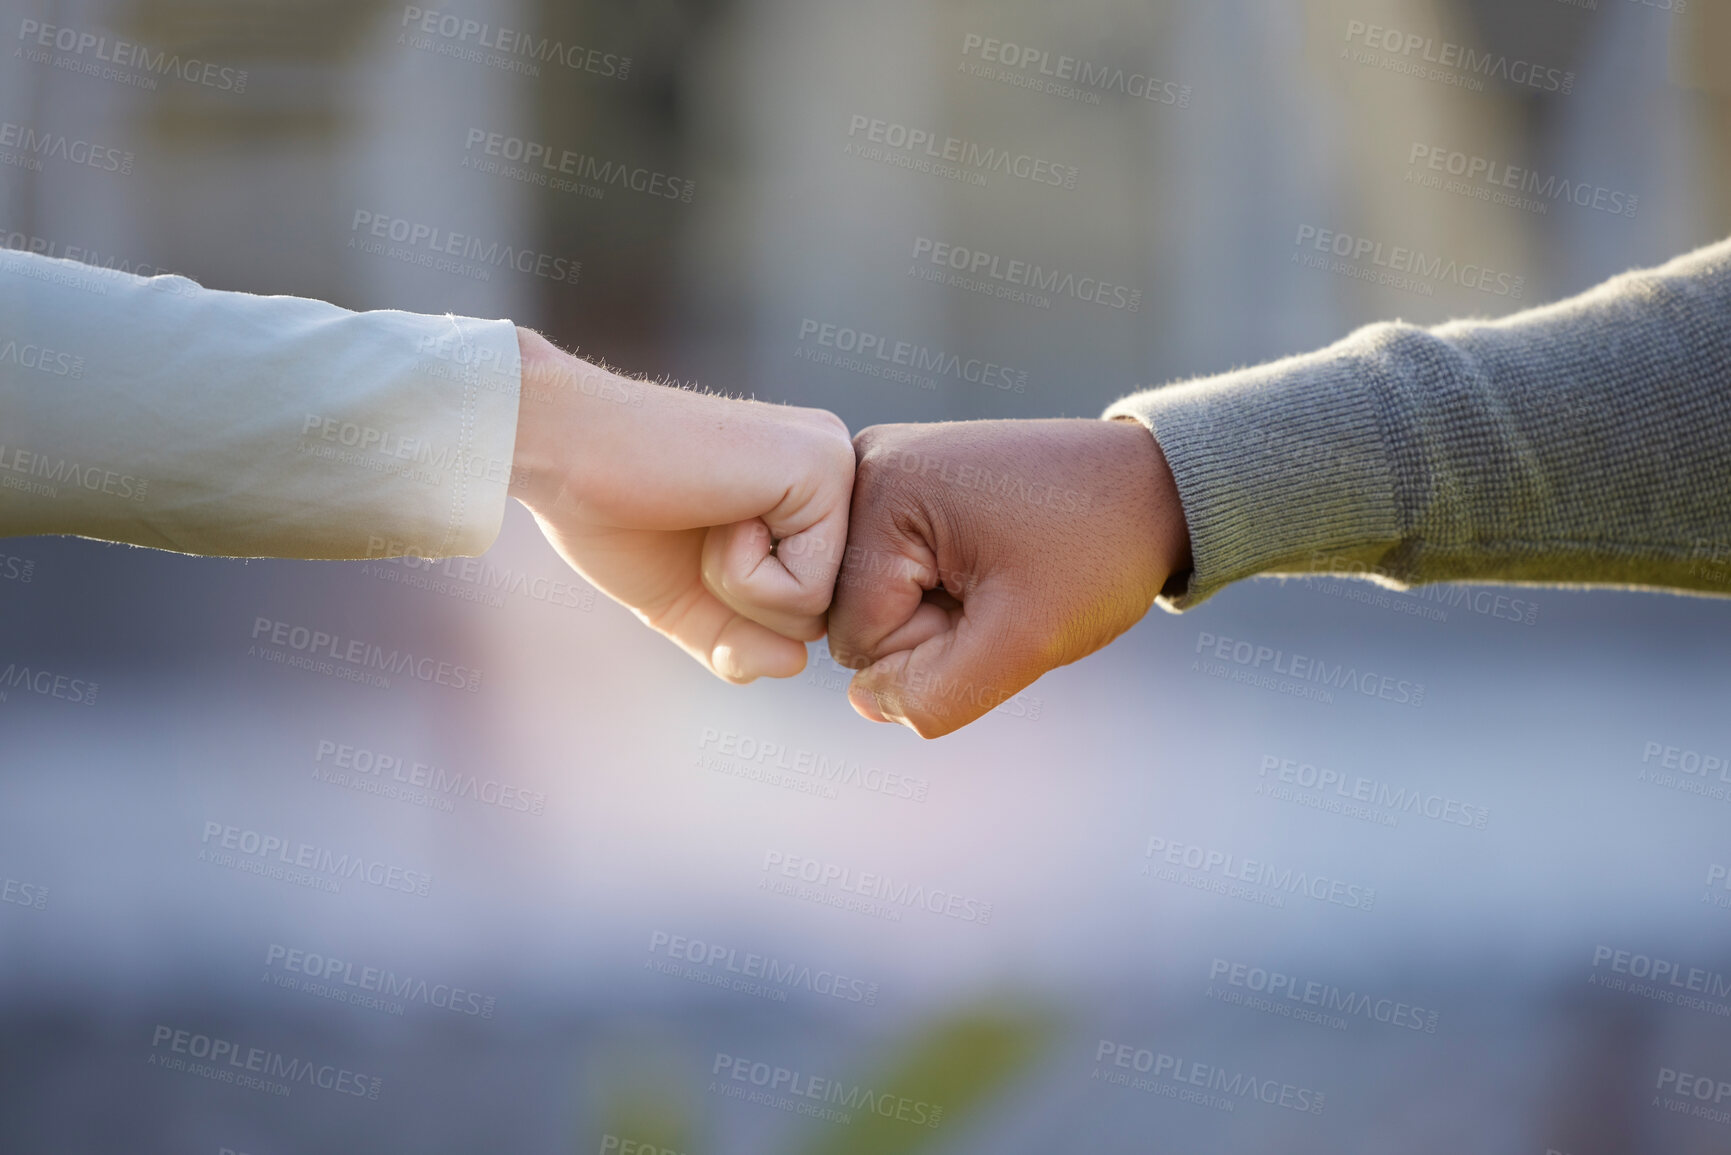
[1105,238,1731,610]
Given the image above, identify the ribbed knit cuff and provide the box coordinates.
[1104,325,1417,610]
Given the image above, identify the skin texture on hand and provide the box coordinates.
[827,418,1192,737]
[508,328,855,683]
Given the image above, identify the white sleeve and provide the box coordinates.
[0,250,522,560]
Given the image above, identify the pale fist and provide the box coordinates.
[827,419,1190,737]
[510,329,854,682]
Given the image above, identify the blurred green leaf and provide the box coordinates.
[588,1037,698,1155]
[598,1088,695,1155]
[793,1003,1053,1155]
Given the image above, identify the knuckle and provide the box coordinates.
[851,424,890,461]
[710,565,743,599]
[815,408,851,442]
[768,579,827,620]
[787,616,826,642]
[850,437,901,492]
[791,585,832,618]
[853,425,932,488]
[792,404,851,444]
[823,439,856,487]
[826,641,869,670]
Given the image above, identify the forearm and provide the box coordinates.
[0,251,520,559]
[1109,237,1731,608]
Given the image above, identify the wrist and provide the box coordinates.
[510,327,645,516]
[1106,415,1193,590]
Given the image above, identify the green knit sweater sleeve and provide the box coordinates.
[1105,237,1731,610]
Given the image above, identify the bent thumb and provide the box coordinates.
[846,596,1038,738]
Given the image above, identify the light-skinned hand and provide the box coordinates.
[508,328,854,682]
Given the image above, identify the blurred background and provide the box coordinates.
[3,0,1731,1152]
